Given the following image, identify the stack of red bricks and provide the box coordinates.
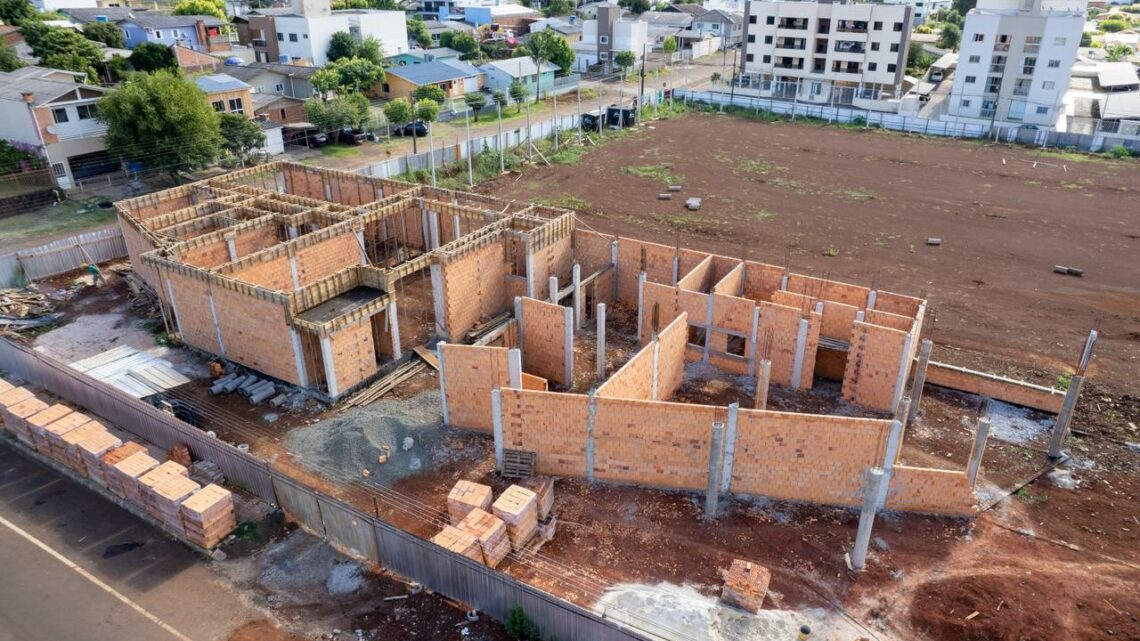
[447,480,493,525]
[41,412,95,465]
[720,559,770,613]
[455,508,511,568]
[76,426,124,484]
[139,461,191,519]
[0,384,35,436]
[149,475,201,534]
[492,484,538,550]
[181,484,237,548]
[520,477,554,521]
[106,450,161,502]
[25,404,74,452]
[430,525,483,563]
[2,395,49,448]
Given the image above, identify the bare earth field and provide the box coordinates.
[483,112,1140,394]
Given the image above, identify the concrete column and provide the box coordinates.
[163,277,183,336]
[720,403,739,493]
[452,214,462,241]
[966,417,991,486]
[704,421,726,520]
[586,392,597,481]
[387,300,402,360]
[867,290,878,310]
[746,306,760,377]
[289,255,302,291]
[428,210,441,249]
[875,419,903,509]
[525,249,535,298]
[894,396,911,431]
[548,276,559,304]
[755,359,772,410]
[890,332,914,412]
[907,339,933,425]
[437,341,449,425]
[380,220,388,242]
[290,328,308,388]
[790,318,809,390]
[850,467,885,572]
[492,388,504,470]
[855,310,865,323]
[779,273,789,291]
[430,263,447,339]
[320,335,339,398]
[636,272,647,341]
[508,348,523,389]
[513,296,525,363]
[572,263,583,330]
[356,230,368,264]
[563,306,574,386]
[1048,374,1084,458]
[651,339,661,401]
[671,255,680,285]
[288,225,298,240]
[207,292,225,356]
[596,302,606,381]
[702,293,714,363]
[610,240,619,302]
[225,237,238,262]
[1077,330,1098,375]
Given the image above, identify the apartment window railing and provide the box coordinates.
[776,39,806,50]
[774,61,804,70]
[778,18,808,29]
[989,63,1005,73]
[994,43,1010,52]
[834,41,865,54]
[1021,65,1035,75]
[251,38,267,47]
[836,20,868,33]
[980,108,997,117]
[1024,44,1040,53]
[1012,87,1030,96]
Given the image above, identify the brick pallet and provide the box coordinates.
[139,461,190,519]
[99,442,147,475]
[26,404,74,452]
[456,508,511,568]
[430,525,483,563]
[181,484,237,549]
[4,397,49,447]
[106,451,160,502]
[150,475,200,533]
[720,559,770,613]
[0,385,33,419]
[58,422,104,476]
[520,476,554,520]
[41,412,93,465]
[75,425,123,485]
[492,485,538,551]
[447,480,493,525]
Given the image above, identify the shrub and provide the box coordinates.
[1099,19,1128,32]
[1108,145,1132,159]
[504,607,540,640]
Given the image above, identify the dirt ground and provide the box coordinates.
[482,112,1140,399]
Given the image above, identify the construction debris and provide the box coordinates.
[465,313,511,344]
[926,238,943,246]
[1054,265,1084,277]
[0,287,55,318]
[721,559,771,613]
[167,443,192,468]
[109,266,160,317]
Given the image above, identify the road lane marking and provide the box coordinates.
[0,514,196,641]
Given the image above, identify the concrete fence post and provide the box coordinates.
[596,302,606,381]
[507,348,523,389]
[720,403,739,494]
[894,396,911,430]
[791,318,809,390]
[636,272,647,341]
[850,467,885,572]
[572,263,583,330]
[562,306,574,386]
[320,335,339,398]
[966,417,991,486]
[513,296,524,363]
[437,341,449,425]
[704,421,726,520]
[755,359,771,410]
[875,419,903,510]
[548,276,559,304]
[1048,374,1084,458]
[907,339,933,425]
[290,328,308,388]
[746,306,760,377]
[650,340,661,401]
[586,391,597,481]
[387,299,402,360]
[430,263,447,339]
[702,293,715,363]
[492,388,504,470]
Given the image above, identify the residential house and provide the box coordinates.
[120,14,232,52]
[252,93,307,124]
[0,66,113,189]
[273,9,409,65]
[379,59,483,100]
[576,3,649,71]
[738,0,913,108]
[663,3,708,17]
[421,19,477,46]
[577,1,618,20]
[479,56,558,97]
[172,43,224,73]
[691,9,743,47]
[387,46,462,66]
[527,16,585,43]
[58,6,141,23]
[221,62,321,99]
[463,4,540,29]
[196,73,254,117]
[637,10,693,46]
[232,7,295,64]
[943,0,1085,130]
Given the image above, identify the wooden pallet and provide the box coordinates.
[501,449,536,479]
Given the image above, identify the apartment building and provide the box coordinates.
[738,0,912,107]
[942,0,1086,130]
[268,0,408,65]
[575,3,649,72]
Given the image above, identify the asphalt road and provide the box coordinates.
[0,443,259,641]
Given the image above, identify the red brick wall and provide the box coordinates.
[593,397,715,490]
[786,274,870,308]
[616,237,675,304]
[234,226,281,257]
[677,255,714,292]
[756,302,802,386]
[180,239,232,268]
[329,320,377,392]
[529,235,573,301]
[711,263,744,295]
[655,312,688,401]
[864,309,913,332]
[296,234,361,286]
[819,300,859,341]
[885,465,975,516]
[924,362,1065,413]
[228,255,294,292]
[440,241,510,341]
[741,261,784,302]
[210,285,301,384]
[842,321,908,412]
[119,216,160,289]
[874,290,922,318]
[730,409,890,507]
[442,343,510,431]
[520,297,568,386]
[500,388,589,476]
[166,271,221,354]
[596,339,655,400]
[572,229,613,275]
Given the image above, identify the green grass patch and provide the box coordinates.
[318,144,364,159]
[533,194,591,210]
[0,197,117,247]
[624,164,678,185]
[753,208,776,221]
[1030,149,1112,164]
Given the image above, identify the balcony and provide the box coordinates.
[835,20,868,34]
[775,38,806,50]
[834,41,866,54]
[251,38,267,47]
[980,108,996,118]
[54,119,107,141]
[1024,44,1040,53]
[774,60,805,70]
[989,64,1005,73]
[777,18,808,30]
[993,43,1010,52]
[816,19,830,34]
[1013,88,1030,96]
[1021,66,1036,75]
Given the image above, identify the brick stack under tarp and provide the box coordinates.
[456,508,512,568]
[41,411,93,465]
[447,480,493,525]
[431,525,483,563]
[720,559,771,613]
[106,450,160,501]
[492,485,538,550]
[520,476,554,520]
[76,425,123,484]
[180,484,236,549]
[26,404,73,452]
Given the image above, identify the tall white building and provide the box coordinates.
[880,0,951,25]
[738,0,912,107]
[943,0,1086,130]
[273,0,408,66]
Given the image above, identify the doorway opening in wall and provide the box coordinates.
[298,330,328,394]
[813,346,847,383]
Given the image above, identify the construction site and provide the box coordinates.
[0,151,1120,641]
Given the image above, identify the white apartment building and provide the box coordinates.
[881,0,951,25]
[574,3,649,72]
[738,0,912,107]
[942,0,1085,130]
[273,0,408,66]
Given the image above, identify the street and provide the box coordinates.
[0,444,261,641]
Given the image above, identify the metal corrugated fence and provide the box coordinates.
[0,226,128,287]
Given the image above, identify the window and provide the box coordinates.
[887,63,897,72]
[1025,36,1041,44]
[726,335,746,356]
[229,98,244,113]
[873,21,882,30]
[870,42,879,51]
[599,35,608,44]
[212,100,224,112]
[1022,56,1036,74]
[1047,59,1060,68]
[973,33,984,42]
[275,83,284,92]
[748,14,756,24]
[890,43,899,52]
[811,81,821,95]
[893,22,903,31]
[52,162,66,178]
[766,16,774,25]
[747,34,755,43]
[1042,80,1055,90]
[1036,105,1049,114]
[76,104,96,119]
[303,34,308,39]
[1053,37,1066,46]
[746,53,754,62]
[965,75,976,83]
[599,51,607,60]
[276,32,284,41]
[711,22,719,31]
[868,62,877,71]
[960,99,971,107]
[968,55,981,63]
[762,54,771,63]
[288,33,298,42]
[687,325,706,347]
[51,108,69,124]
[154,30,163,39]
[280,109,287,119]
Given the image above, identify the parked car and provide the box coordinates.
[394,121,428,137]
[338,128,367,145]
[929,69,944,83]
[284,127,328,148]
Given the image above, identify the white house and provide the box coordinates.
[738,0,913,108]
[577,3,649,72]
[943,0,1086,130]
[273,0,408,65]
[32,0,96,12]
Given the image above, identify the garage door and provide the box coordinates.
[67,150,120,180]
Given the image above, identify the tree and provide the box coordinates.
[29,28,104,81]
[172,0,226,19]
[528,30,573,76]
[1105,42,1134,61]
[464,91,487,121]
[1100,19,1129,33]
[491,88,507,115]
[614,50,636,76]
[219,112,266,156]
[311,67,340,99]
[543,0,574,17]
[82,21,125,49]
[383,96,412,127]
[0,0,36,25]
[327,56,384,93]
[662,35,677,59]
[906,41,935,75]
[129,42,178,72]
[407,16,432,48]
[412,83,446,104]
[327,31,358,62]
[0,41,24,72]
[1079,31,1092,47]
[97,70,222,182]
[440,31,479,60]
[305,93,369,132]
[356,36,384,65]
[950,0,976,17]
[619,0,650,14]
[508,79,527,111]
[937,23,961,50]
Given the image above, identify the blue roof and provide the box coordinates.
[386,60,481,86]
[195,73,250,94]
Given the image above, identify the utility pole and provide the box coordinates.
[728,48,738,106]
[639,42,647,120]
[465,108,473,187]
[576,83,582,143]
[553,90,559,152]
[497,99,505,173]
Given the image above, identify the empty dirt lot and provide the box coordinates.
[484,113,1140,395]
